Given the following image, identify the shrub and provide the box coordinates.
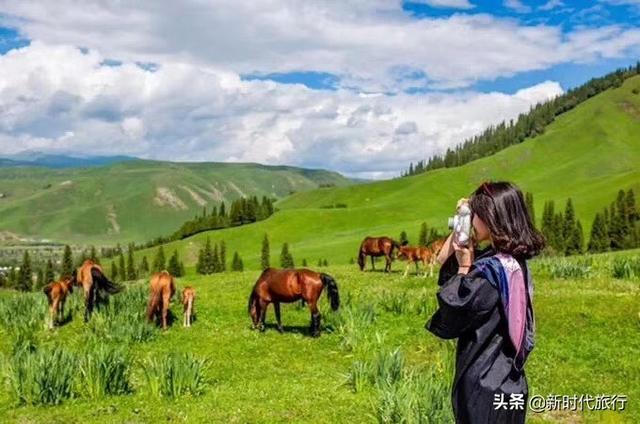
[612,256,640,279]
[79,343,132,399]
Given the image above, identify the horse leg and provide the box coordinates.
[274,302,283,333]
[162,294,170,330]
[59,298,65,323]
[49,301,56,329]
[403,263,409,278]
[308,301,321,337]
[384,254,391,273]
[84,285,95,323]
[258,300,268,332]
[187,299,193,327]
[370,256,375,271]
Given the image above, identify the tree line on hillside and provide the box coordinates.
[98,196,276,256]
[537,189,638,255]
[402,63,640,177]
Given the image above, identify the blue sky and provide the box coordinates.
[0,1,638,178]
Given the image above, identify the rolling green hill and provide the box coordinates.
[0,160,353,244]
[131,75,640,269]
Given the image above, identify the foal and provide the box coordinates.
[182,286,195,327]
[43,277,74,329]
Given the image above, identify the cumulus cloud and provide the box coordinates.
[504,0,532,13]
[0,42,563,179]
[1,1,639,91]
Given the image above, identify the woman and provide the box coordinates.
[427,181,545,424]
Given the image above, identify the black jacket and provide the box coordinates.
[426,247,530,424]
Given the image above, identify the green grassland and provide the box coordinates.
[0,160,352,245]
[128,76,640,272]
[0,251,638,423]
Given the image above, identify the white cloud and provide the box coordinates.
[408,0,475,9]
[0,42,563,178]
[1,1,638,91]
[504,0,532,13]
[539,0,564,11]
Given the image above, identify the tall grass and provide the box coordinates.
[549,258,593,279]
[612,256,640,279]
[5,345,75,406]
[0,294,47,353]
[332,303,377,351]
[79,343,132,399]
[85,285,157,343]
[378,291,410,315]
[141,353,208,398]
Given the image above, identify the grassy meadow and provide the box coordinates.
[0,251,638,423]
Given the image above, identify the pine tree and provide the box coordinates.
[323,259,329,267]
[562,199,576,255]
[231,251,244,272]
[525,192,535,226]
[126,246,137,280]
[8,267,17,288]
[552,212,564,253]
[219,240,227,272]
[588,213,608,252]
[399,231,408,245]
[419,222,428,246]
[197,238,214,275]
[44,259,55,284]
[140,256,150,276]
[89,245,99,264]
[17,251,32,291]
[626,188,637,222]
[280,243,294,268]
[213,243,221,273]
[317,258,323,267]
[36,268,44,289]
[153,246,166,272]
[111,262,119,281]
[541,201,554,243]
[118,252,126,281]
[302,258,308,267]
[168,250,183,277]
[62,245,74,277]
[575,220,584,254]
[261,234,270,270]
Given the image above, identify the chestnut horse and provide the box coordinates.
[182,286,195,328]
[146,271,176,330]
[71,259,120,322]
[248,268,340,337]
[396,238,446,278]
[357,236,404,273]
[42,277,74,329]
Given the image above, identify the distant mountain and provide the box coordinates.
[0,159,354,244]
[0,151,136,168]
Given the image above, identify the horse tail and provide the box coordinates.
[91,267,120,294]
[146,288,162,322]
[320,273,340,311]
[357,242,366,271]
[43,284,54,305]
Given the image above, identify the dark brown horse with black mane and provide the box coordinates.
[70,259,120,322]
[248,268,340,337]
[358,236,405,272]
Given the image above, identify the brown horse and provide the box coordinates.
[146,271,176,330]
[357,236,404,272]
[248,268,340,337]
[42,277,74,329]
[397,238,447,277]
[182,286,195,328]
[70,259,120,322]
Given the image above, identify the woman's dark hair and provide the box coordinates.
[469,181,545,259]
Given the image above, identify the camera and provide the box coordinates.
[447,201,472,246]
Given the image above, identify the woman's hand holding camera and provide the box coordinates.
[453,240,474,275]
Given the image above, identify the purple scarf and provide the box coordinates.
[475,253,535,369]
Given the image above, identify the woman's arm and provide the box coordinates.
[427,269,499,339]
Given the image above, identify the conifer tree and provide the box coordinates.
[261,234,270,270]
[62,245,74,277]
[17,251,32,291]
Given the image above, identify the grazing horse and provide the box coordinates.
[248,268,340,337]
[182,286,195,328]
[71,259,120,322]
[357,236,404,273]
[42,277,74,329]
[397,238,447,278]
[146,271,176,330]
